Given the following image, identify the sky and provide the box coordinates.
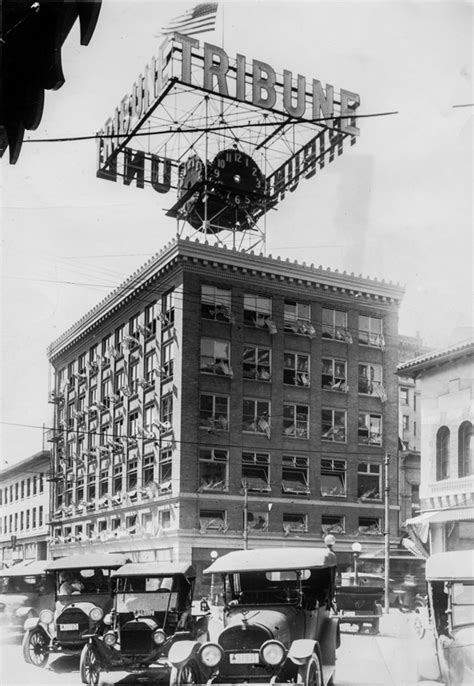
[1,0,473,466]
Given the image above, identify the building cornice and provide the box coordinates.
[397,340,474,378]
[48,237,405,362]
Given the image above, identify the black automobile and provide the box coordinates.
[168,547,339,685]
[22,552,129,682]
[82,561,211,686]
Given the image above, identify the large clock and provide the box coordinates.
[168,149,267,233]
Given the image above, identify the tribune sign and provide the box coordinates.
[97,32,360,225]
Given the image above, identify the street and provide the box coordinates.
[0,612,427,686]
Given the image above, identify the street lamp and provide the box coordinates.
[209,550,218,604]
[351,542,362,585]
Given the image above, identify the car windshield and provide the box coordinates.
[451,582,474,628]
[56,568,112,595]
[115,576,179,614]
[0,575,44,594]
[226,568,332,607]
[116,575,176,593]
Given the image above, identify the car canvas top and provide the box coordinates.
[1,560,50,577]
[204,547,337,574]
[46,553,130,571]
[112,562,195,578]
[425,550,474,581]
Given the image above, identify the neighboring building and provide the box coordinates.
[397,334,432,529]
[399,340,474,554]
[0,451,51,565]
[46,238,404,585]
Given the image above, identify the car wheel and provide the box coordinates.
[22,628,49,668]
[169,659,200,686]
[80,643,101,686]
[297,653,322,686]
[412,612,425,640]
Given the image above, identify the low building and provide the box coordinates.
[46,238,404,587]
[398,340,474,554]
[0,451,51,565]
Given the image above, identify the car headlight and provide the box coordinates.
[153,629,166,645]
[39,609,54,625]
[103,612,113,626]
[103,631,117,646]
[199,643,224,667]
[260,640,286,666]
[89,607,104,622]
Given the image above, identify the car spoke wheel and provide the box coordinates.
[22,628,49,668]
[297,653,322,686]
[169,660,200,686]
[80,643,101,686]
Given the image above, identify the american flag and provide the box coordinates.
[160,3,218,37]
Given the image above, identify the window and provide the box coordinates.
[321,409,346,442]
[243,294,275,331]
[242,452,270,492]
[436,426,450,480]
[87,472,96,500]
[114,368,125,401]
[358,517,381,535]
[200,394,229,431]
[402,415,409,431]
[20,512,24,529]
[358,363,384,397]
[27,478,31,497]
[321,515,345,535]
[458,421,473,478]
[127,459,138,490]
[101,378,111,408]
[160,341,173,380]
[160,395,173,429]
[32,476,37,496]
[38,506,43,527]
[101,335,112,360]
[242,398,271,436]
[199,509,226,531]
[358,315,384,348]
[129,314,140,339]
[243,345,271,381]
[144,350,156,384]
[358,462,381,500]
[321,358,347,391]
[129,360,139,394]
[201,285,232,321]
[321,459,346,497]
[284,352,310,386]
[358,412,382,445]
[282,455,309,495]
[283,404,309,438]
[115,324,125,356]
[143,405,154,433]
[21,480,25,499]
[113,464,123,495]
[99,466,109,497]
[283,513,307,533]
[200,338,232,376]
[159,449,172,488]
[39,473,44,493]
[247,509,268,531]
[284,300,314,335]
[400,387,409,405]
[161,290,175,327]
[142,454,155,487]
[199,449,228,491]
[322,308,351,341]
[76,477,84,503]
[144,301,157,336]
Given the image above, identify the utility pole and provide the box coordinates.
[243,479,248,550]
[384,453,391,614]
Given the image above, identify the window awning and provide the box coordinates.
[406,507,474,527]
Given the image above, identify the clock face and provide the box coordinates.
[210,149,265,207]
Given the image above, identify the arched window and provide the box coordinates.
[436,426,450,480]
[458,421,473,478]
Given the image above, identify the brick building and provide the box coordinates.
[0,451,50,565]
[46,238,404,585]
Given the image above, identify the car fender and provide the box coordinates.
[168,640,200,667]
[16,606,36,619]
[24,616,43,632]
[287,639,319,666]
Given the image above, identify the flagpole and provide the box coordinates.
[221,2,224,48]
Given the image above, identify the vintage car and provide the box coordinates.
[415,550,474,685]
[82,561,211,686]
[336,572,385,633]
[0,560,54,634]
[168,547,339,685]
[22,552,130,680]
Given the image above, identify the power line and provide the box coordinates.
[23,110,399,145]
